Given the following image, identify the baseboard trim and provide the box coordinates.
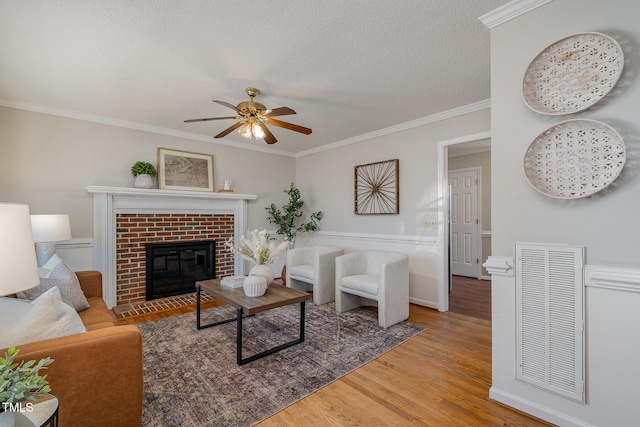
[409,297,438,310]
[489,387,594,427]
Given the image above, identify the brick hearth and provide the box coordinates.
[116,213,234,306]
[112,291,217,319]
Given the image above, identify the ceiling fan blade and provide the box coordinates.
[266,118,312,135]
[212,100,242,114]
[263,107,297,118]
[184,116,239,123]
[214,121,244,138]
[258,123,278,144]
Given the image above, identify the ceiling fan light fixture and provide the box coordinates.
[238,119,265,140]
[186,87,311,145]
[252,122,265,139]
[238,122,252,139]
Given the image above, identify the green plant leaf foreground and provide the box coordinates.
[0,346,53,407]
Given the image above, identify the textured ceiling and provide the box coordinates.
[0,0,507,155]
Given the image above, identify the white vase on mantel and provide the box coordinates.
[134,174,154,189]
[249,264,274,285]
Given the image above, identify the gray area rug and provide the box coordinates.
[139,302,423,426]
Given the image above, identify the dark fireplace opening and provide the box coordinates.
[145,240,216,300]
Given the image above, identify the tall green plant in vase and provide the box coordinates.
[266,184,323,283]
[266,183,323,248]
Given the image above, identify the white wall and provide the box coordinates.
[295,108,491,308]
[489,0,640,425]
[0,104,491,305]
[0,106,295,267]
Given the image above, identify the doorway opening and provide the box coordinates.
[448,166,481,279]
[437,131,491,313]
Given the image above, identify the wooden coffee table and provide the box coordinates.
[195,279,311,365]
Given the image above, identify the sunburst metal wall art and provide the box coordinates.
[354,159,399,215]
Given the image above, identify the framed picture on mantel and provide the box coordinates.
[158,148,214,192]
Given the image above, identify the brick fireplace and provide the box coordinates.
[88,186,257,309]
[116,213,234,305]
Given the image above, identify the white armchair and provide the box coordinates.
[286,246,344,305]
[335,251,409,328]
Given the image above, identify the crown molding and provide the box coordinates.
[479,0,552,29]
[0,97,490,159]
[295,99,491,158]
[0,99,295,158]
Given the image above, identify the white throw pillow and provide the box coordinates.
[19,254,89,312]
[0,286,86,349]
[0,296,31,319]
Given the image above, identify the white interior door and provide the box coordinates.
[449,168,479,278]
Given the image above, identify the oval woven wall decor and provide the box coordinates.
[523,119,626,199]
[522,32,624,115]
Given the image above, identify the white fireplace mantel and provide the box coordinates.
[87,185,257,308]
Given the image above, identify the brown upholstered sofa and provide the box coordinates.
[1,271,143,426]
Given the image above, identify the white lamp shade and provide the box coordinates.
[0,203,40,295]
[30,214,72,243]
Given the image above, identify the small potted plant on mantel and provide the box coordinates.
[130,161,157,189]
[266,183,323,284]
[0,346,53,424]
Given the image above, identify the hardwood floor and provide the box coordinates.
[120,300,552,426]
[449,275,491,321]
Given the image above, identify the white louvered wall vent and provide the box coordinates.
[515,243,585,403]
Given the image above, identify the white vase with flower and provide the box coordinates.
[225,229,289,286]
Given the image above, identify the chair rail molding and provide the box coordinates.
[585,265,640,293]
[313,230,436,246]
[56,238,94,271]
[483,255,514,277]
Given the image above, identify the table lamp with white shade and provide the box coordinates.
[0,203,40,296]
[30,214,72,267]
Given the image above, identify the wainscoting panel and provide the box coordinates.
[301,230,440,309]
[57,238,94,271]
